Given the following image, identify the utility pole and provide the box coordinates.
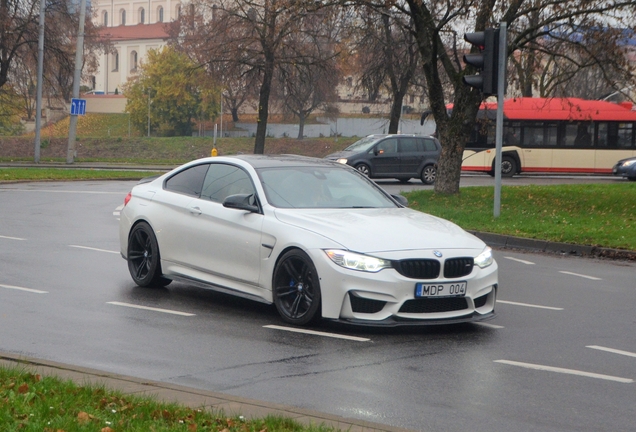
[66,0,88,164]
[33,0,46,163]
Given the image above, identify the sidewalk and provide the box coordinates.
[0,351,414,432]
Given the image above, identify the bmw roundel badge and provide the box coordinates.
[433,250,443,258]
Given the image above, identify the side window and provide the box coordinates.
[399,138,421,153]
[375,138,398,154]
[164,164,209,197]
[421,138,438,151]
[200,164,255,203]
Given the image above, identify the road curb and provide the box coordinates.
[0,351,415,432]
[470,231,636,261]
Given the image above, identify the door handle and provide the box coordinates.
[188,206,202,215]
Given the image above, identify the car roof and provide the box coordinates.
[225,154,344,169]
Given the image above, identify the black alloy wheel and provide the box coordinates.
[127,222,171,287]
[273,249,322,325]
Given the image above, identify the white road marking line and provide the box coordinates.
[587,345,636,359]
[504,256,535,265]
[494,360,633,384]
[107,302,195,316]
[474,322,505,329]
[0,189,123,195]
[264,325,371,342]
[497,300,563,310]
[0,284,48,294]
[69,245,119,254]
[559,271,602,281]
[0,235,26,241]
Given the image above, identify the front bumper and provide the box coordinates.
[310,248,499,325]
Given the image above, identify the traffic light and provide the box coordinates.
[463,28,499,95]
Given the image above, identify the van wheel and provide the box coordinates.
[420,165,436,185]
[355,163,370,177]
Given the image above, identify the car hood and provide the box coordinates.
[273,207,485,253]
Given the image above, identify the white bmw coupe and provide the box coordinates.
[119,154,498,326]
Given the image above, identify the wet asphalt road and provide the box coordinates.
[1,177,635,431]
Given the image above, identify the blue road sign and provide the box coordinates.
[70,98,87,116]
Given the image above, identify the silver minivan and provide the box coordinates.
[325,134,441,184]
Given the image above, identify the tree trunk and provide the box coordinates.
[254,56,275,155]
[297,113,305,139]
[388,94,404,134]
[231,107,239,122]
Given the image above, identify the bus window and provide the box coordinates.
[504,123,521,146]
[596,123,609,148]
[565,122,593,147]
[522,122,557,147]
[616,123,634,149]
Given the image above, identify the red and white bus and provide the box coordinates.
[461,97,636,176]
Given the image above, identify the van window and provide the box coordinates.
[375,138,398,154]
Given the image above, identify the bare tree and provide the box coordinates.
[174,0,338,154]
[353,6,420,133]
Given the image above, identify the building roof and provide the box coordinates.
[98,23,173,42]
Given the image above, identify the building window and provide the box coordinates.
[102,11,108,26]
[130,51,138,71]
[120,9,126,25]
[157,6,163,22]
[112,51,119,71]
[139,8,145,24]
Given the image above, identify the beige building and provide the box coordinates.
[91,0,180,95]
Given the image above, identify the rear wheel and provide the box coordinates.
[499,156,518,177]
[273,249,321,326]
[355,163,370,177]
[127,222,171,287]
[420,165,436,185]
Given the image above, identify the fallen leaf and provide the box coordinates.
[101,428,114,432]
[188,424,197,432]
[18,383,29,394]
[77,412,91,424]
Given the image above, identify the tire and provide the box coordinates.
[500,156,518,177]
[273,249,322,326]
[127,222,171,287]
[397,177,411,183]
[420,164,436,185]
[355,163,370,177]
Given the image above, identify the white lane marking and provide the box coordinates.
[0,189,123,195]
[474,322,505,329]
[497,300,563,310]
[559,271,602,281]
[494,360,633,384]
[264,325,371,342]
[0,284,48,294]
[0,235,26,241]
[504,256,535,265]
[587,345,636,359]
[113,204,123,219]
[107,302,195,316]
[69,245,119,254]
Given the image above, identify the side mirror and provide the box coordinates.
[223,194,260,213]
[392,194,408,207]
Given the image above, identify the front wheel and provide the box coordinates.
[127,222,171,287]
[420,165,436,185]
[273,249,322,326]
[355,163,370,177]
[500,156,518,177]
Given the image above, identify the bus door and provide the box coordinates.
[518,122,556,172]
[594,122,635,174]
[553,122,595,174]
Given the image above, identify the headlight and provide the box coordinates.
[622,159,636,167]
[474,247,494,268]
[336,158,348,164]
[324,250,391,272]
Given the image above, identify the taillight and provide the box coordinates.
[123,192,132,207]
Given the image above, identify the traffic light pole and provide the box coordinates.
[493,22,507,218]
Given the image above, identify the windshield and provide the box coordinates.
[257,166,397,209]
[343,136,383,152]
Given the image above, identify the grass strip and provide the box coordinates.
[0,365,335,432]
[0,168,165,181]
[405,183,636,250]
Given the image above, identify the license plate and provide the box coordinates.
[415,281,466,297]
